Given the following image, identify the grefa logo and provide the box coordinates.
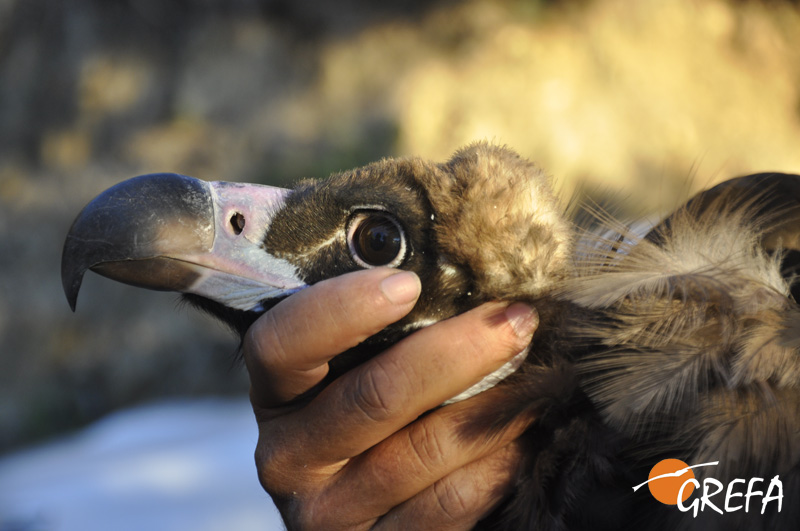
[633,459,783,518]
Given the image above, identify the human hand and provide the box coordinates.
[243,267,538,530]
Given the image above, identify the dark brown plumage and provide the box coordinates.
[62,143,800,530]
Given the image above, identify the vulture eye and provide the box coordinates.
[347,211,407,268]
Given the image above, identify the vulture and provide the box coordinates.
[62,143,800,530]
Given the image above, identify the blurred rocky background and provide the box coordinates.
[1,0,800,453]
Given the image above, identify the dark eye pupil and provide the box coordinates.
[355,216,402,266]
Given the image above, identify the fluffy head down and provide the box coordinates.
[419,142,573,300]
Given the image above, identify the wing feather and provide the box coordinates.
[560,174,800,485]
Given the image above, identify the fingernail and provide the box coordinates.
[504,303,538,339]
[380,271,421,305]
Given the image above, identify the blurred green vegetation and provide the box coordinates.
[1,0,799,452]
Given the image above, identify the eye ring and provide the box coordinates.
[347,210,408,268]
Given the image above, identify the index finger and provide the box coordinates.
[244,267,421,408]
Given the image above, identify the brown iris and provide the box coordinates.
[349,212,406,267]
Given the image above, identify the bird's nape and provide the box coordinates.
[61,144,800,530]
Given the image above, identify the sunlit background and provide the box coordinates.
[1,0,799,529]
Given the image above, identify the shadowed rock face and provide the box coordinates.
[62,139,800,529]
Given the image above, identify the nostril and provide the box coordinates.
[230,212,245,235]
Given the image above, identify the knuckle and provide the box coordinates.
[253,444,333,530]
[253,439,343,531]
[432,476,473,524]
[349,360,402,422]
[405,422,448,476]
[253,433,292,493]
[245,310,290,370]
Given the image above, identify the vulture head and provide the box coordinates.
[62,143,571,377]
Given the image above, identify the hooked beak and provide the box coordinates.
[61,173,305,311]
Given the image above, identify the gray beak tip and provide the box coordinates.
[61,223,90,312]
[62,261,83,312]
[60,173,212,312]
